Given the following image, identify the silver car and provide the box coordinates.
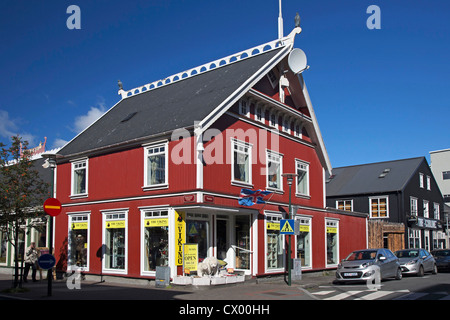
[335,248,402,283]
[395,249,437,276]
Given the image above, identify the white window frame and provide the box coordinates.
[143,142,169,190]
[426,176,431,190]
[264,212,284,274]
[419,173,424,188]
[231,139,252,187]
[70,158,88,198]
[102,209,128,275]
[295,216,312,270]
[67,212,90,272]
[369,196,389,218]
[433,203,440,220]
[282,115,290,134]
[293,121,302,138]
[239,99,249,117]
[140,208,170,276]
[410,197,418,216]
[295,159,310,197]
[325,218,339,268]
[255,104,265,124]
[269,110,278,129]
[266,150,283,192]
[423,200,429,218]
[336,199,353,212]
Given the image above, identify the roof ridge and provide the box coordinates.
[333,157,425,170]
[118,28,302,100]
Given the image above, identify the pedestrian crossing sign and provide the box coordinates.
[280,219,295,235]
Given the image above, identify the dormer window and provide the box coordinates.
[269,111,278,129]
[239,100,249,116]
[255,104,264,123]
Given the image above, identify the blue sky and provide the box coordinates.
[0,0,449,168]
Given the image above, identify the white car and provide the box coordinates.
[395,249,437,276]
[335,249,402,283]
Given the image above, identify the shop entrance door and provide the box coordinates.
[216,218,229,264]
[215,214,252,274]
[234,215,251,272]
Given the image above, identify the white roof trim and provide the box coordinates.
[119,28,302,100]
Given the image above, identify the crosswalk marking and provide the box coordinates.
[323,291,361,300]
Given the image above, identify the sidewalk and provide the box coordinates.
[0,271,335,301]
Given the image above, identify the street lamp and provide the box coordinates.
[282,173,298,286]
[41,152,60,297]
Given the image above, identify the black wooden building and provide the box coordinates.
[326,157,446,251]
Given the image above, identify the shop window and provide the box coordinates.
[231,139,252,186]
[71,159,88,197]
[266,214,284,271]
[266,151,283,191]
[103,211,127,272]
[326,219,339,266]
[186,213,209,260]
[235,215,251,270]
[408,229,421,248]
[370,196,388,218]
[144,143,168,189]
[296,218,311,268]
[142,210,169,273]
[68,214,89,270]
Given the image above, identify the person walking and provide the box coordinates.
[23,242,39,282]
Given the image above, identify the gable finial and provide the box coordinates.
[295,12,301,28]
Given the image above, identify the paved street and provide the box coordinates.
[0,271,449,302]
[306,272,450,300]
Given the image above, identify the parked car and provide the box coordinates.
[335,248,402,283]
[431,249,450,272]
[394,249,437,276]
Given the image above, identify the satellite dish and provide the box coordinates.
[288,48,308,74]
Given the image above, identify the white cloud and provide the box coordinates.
[73,99,107,134]
[52,138,69,149]
[0,110,36,146]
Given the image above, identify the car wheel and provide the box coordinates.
[432,264,438,275]
[417,265,424,277]
[395,268,402,280]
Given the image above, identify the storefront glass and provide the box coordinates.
[187,213,209,260]
[143,210,169,272]
[266,215,283,270]
[235,215,250,270]
[296,218,311,268]
[326,219,339,266]
[68,215,89,268]
[104,213,126,270]
[0,228,7,264]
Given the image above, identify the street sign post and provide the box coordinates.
[43,197,61,297]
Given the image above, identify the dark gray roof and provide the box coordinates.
[60,48,284,157]
[326,157,425,197]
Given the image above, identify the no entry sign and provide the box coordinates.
[43,198,62,217]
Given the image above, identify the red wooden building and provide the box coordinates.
[53,27,367,281]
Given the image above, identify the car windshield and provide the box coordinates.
[345,250,377,261]
[396,250,419,258]
[432,250,450,257]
